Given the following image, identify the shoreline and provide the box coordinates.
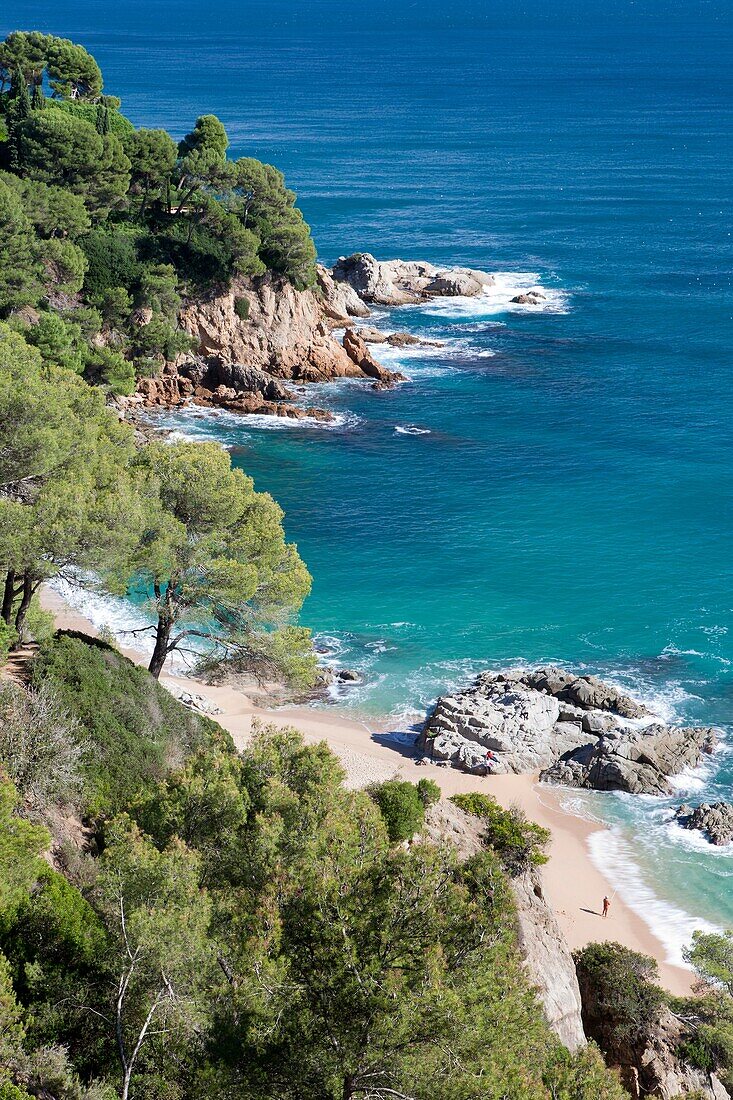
[39,584,695,995]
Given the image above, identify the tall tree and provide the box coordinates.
[93,819,215,1100]
[126,440,313,679]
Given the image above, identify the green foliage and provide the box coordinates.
[15,113,130,214]
[0,777,49,930]
[0,950,26,1081]
[137,263,179,317]
[178,114,229,160]
[47,98,133,137]
[84,345,135,395]
[31,632,227,816]
[574,941,664,1049]
[129,314,193,363]
[416,776,441,807]
[20,312,84,373]
[686,930,733,995]
[368,778,425,841]
[451,791,550,875]
[124,128,177,214]
[0,177,42,313]
[543,1042,628,1100]
[233,294,250,320]
[80,226,142,297]
[128,440,313,679]
[0,175,90,239]
[94,818,216,1098]
[677,932,733,1085]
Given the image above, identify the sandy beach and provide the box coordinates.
[40,585,693,995]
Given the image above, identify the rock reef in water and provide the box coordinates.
[421,666,718,795]
[332,252,495,305]
[674,801,733,846]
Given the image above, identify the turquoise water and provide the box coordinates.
[7,0,733,956]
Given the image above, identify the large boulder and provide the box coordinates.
[342,328,406,385]
[316,263,371,321]
[541,724,717,796]
[422,667,717,795]
[331,253,495,306]
[674,802,733,845]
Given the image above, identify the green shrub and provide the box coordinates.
[233,295,250,321]
[30,632,230,817]
[0,1083,34,1099]
[81,227,142,298]
[450,792,549,875]
[416,777,441,808]
[574,941,664,1050]
[46,98,135,138]
[369,779,425,842]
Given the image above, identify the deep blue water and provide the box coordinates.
[5,0,733,954]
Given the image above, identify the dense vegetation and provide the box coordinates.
[0,633,630,1100]
[0,30,318,399]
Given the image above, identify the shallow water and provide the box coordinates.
[11,0,733,957]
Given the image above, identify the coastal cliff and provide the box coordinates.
[124,255,497,419]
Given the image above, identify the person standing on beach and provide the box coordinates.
[602,895,610,918]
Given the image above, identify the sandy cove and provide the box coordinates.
[40,586,692,996]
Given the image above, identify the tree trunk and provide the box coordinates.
[148,614,173,679]
[1,570,15,624]
[12,573,35,647]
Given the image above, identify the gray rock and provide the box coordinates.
[208,362,295,401]
[674,801,733,846]
[542,724,718,796]
[331,253,495,307]
[422,666,717,796]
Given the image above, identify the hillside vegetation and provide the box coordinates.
[0,30,317,398]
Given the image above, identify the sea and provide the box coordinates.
[6,0,733,965]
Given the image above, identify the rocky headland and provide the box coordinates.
[120,254,496,421]
[420,666,718,795]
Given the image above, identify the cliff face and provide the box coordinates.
[178,268,360,383]
[577,972,730,1100]
[422,800,586,1052]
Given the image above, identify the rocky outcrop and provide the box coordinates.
[421,666,717,795]
[131,362,334,422]
[316,264,371,321]
[131,269,406,418]
[331,253,495,306]
[342,328,406,386]
[577,966,729,1100]
[422,800,586,1051]
[674,801,733,845]
[542,724,718,796]
[511,291,547,305]
[179,271,360,382]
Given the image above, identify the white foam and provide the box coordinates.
[144,405,360,446]
[587,827,720,966]
[395,425,431,435]
[398,272,569,320]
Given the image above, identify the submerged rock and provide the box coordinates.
[674,801,733,845]
[421,666,717,795]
